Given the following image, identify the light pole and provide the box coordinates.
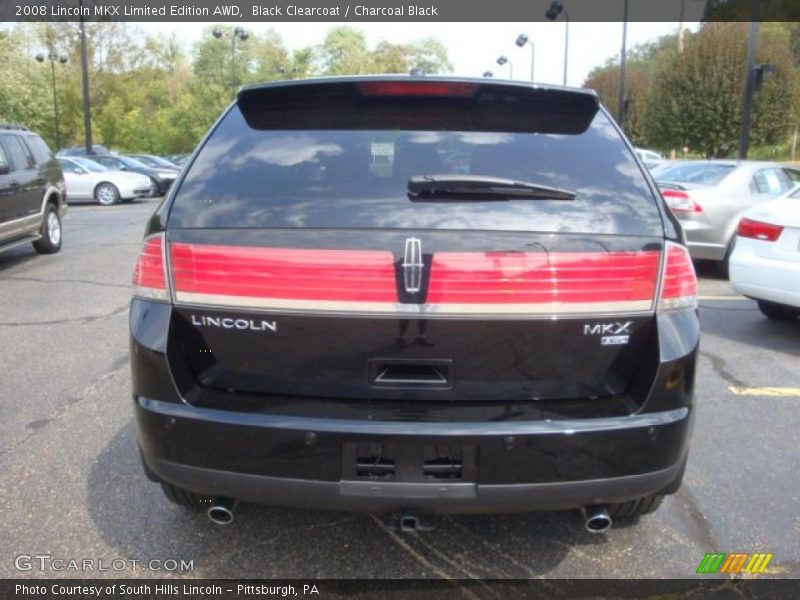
[79,0,93,155]
[496,55,513,79]
[739,0,760,159]
[617,0,629,126]
[213,26,249,95]
[515,34,535,82]
[36,51,68,150]
[545,1,569,85]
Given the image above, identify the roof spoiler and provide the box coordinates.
[237,77,600,135]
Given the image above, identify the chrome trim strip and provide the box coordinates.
[0,213,41,230]
[173,291,653,317]
[138,397,689,436]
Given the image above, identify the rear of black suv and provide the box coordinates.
[131,77,698,528]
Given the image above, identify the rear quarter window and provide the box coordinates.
[25,135,54,166]
[169,84,664,236]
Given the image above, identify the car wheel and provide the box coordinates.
[94,182,120,206]
[32,204,62,254]
[149,178,159,197]
[757,301,800,322]
[159,482,210,509]
[607,494,664,520]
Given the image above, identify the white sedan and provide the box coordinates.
[729,186,800,321]
[57,157,152,205]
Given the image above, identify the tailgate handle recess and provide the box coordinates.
[369,360,452,387]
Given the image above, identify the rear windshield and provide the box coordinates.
[169,85,663,235]
[654,163,734,185]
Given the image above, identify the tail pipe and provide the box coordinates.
[207,497,237,525]
[580,505,612,533]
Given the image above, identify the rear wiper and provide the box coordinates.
[407,174,576,201]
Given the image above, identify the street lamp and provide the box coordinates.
[496,55,513,79]
[212,26,249,95]
[617,0,629,127]
[36,51,68,150]
[545,1,569,86]
[515,34,535,82]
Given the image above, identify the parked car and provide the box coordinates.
[124,153,181,171]
[655,160,800,272]
[57,157,152,205]
[730,186,800,321]
[131,76,698,530]
[90,154,176,196]
[634,147,664,170]
[0,124,66,255]
[166,153,191,167]
[56,144,113,157]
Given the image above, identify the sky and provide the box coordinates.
[139,21,698,86]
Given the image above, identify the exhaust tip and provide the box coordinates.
[207,497,237,525]
[581,505,612,533]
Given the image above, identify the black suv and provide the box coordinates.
[131,77,698,531]
[0,125,66,256]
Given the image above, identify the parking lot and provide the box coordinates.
[0,198,798,579]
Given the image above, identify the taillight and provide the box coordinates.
[658,242,697,312]
[356,81,479,97]
[662,189,702,213]
[737,217,784,242]
[132,233,169,301]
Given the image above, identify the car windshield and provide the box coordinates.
[655,163,735,185]
[129,155,157,167]
[146,155,177,168]
[119,156,148,169]
[73,158,108,172]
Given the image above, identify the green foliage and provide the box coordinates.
[0,24,453,153]
[583,23,800,159]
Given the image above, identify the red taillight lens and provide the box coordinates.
[356,81,479,97]
[169,243,397,304]
[662,189,702,213]
[737,217,784,242]
[132,233,169,301]
[658,242,697,312]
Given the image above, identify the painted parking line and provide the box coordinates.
[729,386,800,397]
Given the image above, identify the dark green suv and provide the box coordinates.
[0,124,66,255]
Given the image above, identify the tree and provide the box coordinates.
[318,27,369,76]
[646,22,798,157]
[584,62,653,146]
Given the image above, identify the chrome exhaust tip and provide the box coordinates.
[207,497,237,525]
[581,505,612,533]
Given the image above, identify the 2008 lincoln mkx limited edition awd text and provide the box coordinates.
[130,76,698,531]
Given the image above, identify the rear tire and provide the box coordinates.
[757,301,800,322]
[607,494,664,520]
[159,482,210,509]
[94,182,120,206]
[32,204,62,254]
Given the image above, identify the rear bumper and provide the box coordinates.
[686,240,726,261]
[144,453,685,514]
[730,243,800,308]
[136,397,692,514]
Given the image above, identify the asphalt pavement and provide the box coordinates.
[0,199,798,579]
